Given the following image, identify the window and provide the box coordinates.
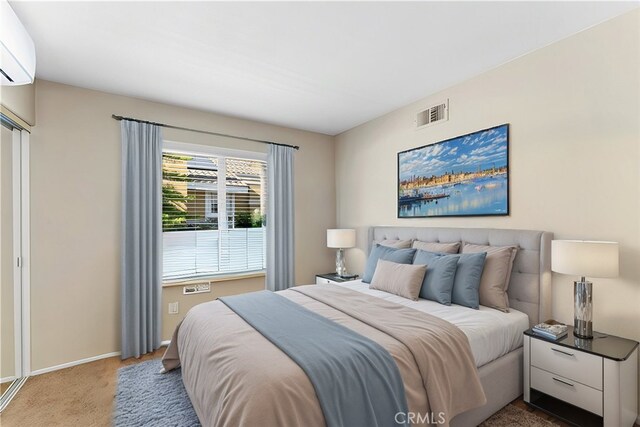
[204,192,218,218]
[162,147,267,281]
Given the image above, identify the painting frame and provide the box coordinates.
[397,124,510,218]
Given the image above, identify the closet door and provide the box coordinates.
[0,122,28,411]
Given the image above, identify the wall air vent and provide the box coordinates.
[416,99,448,129]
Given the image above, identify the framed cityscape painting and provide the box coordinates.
[397,124,509,218]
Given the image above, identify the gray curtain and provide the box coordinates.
[266,144,295,291]
[120,120,163,359]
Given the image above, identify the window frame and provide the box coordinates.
[162,140,267,283]
[204,191,218,218]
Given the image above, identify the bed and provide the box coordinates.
[163,226,552,427]
[367,227,552,426]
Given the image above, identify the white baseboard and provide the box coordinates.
[30,343,171,377]
[0,376,16,384]
[30,351,121,376]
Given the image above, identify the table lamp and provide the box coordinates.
[551,240,619,339]
[327,229,356,277]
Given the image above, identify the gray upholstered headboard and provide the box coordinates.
[368,226,553,327]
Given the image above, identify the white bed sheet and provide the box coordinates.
[338,280,530,368]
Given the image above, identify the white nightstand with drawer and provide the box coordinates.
[524,327,638,427]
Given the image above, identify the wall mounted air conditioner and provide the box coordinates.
[0,0,35,86]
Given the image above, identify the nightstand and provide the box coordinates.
[315,273,359,285]
[524,327,638,427]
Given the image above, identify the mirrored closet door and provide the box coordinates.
[0,116,30,411]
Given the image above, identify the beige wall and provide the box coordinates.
[30,80,335,370]
[0,81,36,126]
[336,8,640,403]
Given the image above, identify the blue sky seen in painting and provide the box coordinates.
[399,125,508,181]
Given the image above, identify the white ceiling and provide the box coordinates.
[10,1,638,135]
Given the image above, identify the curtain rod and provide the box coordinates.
[111,114,300,150]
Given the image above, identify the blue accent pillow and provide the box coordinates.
[413,250,459,305]
[362,245,416,283]
[451,252,487,309]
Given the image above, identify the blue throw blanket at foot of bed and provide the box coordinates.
[220,290,409,427]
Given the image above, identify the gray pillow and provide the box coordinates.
[362,244,417,283]
[462,244,518,312]
[370,260,427,301]
[451,252,487,309]
[413,250,459,305]
[412,241,461,254]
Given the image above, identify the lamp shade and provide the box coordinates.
[551,240,619,278]
[327,229,356,249]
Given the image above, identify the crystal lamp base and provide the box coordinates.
[574,279,593,339]
[335,248,348,277]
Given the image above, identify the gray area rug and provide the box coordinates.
[114,359,200,427]
[115,359,554,427]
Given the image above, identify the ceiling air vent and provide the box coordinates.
[416,100,448,129]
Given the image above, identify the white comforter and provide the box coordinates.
[339,280,530,367]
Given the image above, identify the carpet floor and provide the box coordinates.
[0,348,165,427]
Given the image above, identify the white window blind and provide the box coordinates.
[162,150,267,281]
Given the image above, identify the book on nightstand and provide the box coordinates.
[532,319,568,340]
